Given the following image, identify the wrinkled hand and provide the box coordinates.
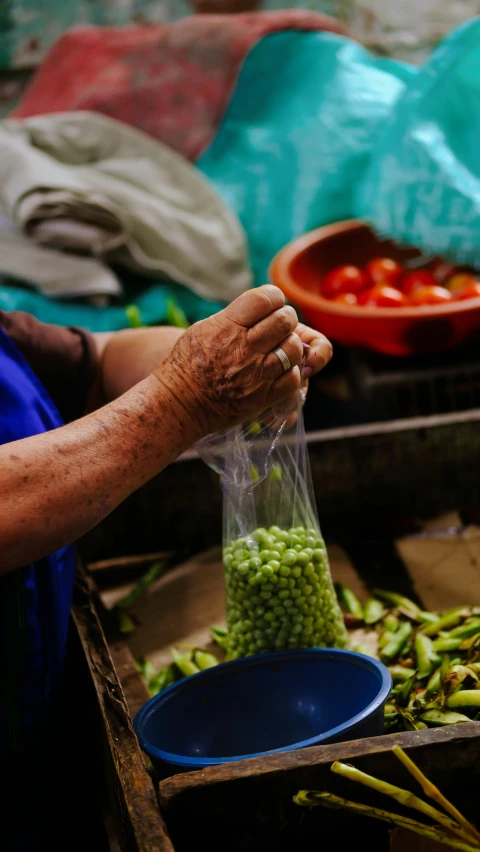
[155,286,332,438]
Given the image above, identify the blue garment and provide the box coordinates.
[0,327,76,753]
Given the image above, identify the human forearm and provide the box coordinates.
[0,375,198,573]
[90,327,185,406]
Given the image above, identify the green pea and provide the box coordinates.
[291,567,302,578]
[289,535,303,548]
[233,549,246,562]
[278,577,289,588]
[280,566,291,577]
[312,549,324,562]
[305,536,317,548]
[261,565,274,577]
[282,550,298,566]
[269,560,281,573]
[303,563,315,577]
[269,526,282,537]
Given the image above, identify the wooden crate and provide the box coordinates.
[80,538,480,850]
[73,413,480,850]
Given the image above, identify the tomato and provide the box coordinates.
[455,281,480,301]
[447,273,478,294]
[332,292,358,306]
[321,265,368,299]
[365,257,403,289]
[402,270,438,296]
[409,285,453,306]
[359,285,407,308]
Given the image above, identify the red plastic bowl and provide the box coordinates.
[269,220,480,356]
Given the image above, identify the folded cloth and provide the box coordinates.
[12,12,346,161]
[0,227,121,298]
[0,111,251,302]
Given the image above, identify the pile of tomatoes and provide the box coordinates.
[321,257,480,308]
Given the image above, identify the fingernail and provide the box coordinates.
[302,366,313,378]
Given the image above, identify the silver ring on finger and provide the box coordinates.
[273,346,291,373]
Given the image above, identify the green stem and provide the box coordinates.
[392,745,480,844]
[293,791,480,852]
[330,761,474,843]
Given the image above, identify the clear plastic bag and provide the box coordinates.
[197,389,348,659]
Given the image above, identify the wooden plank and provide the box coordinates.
[72,564,174,852]
[88,552,174,573]
[390,831,451,852]
[159,725,480,852]
[109,643,151,722]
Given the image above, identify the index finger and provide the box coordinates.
[224,285,285,328]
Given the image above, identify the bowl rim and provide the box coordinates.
[133,647,392,768]
[269,219,480,320]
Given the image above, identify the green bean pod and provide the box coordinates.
[395,671,417,708]
[372,589,422,617]
[364,598,384,625]
[194,650,219,670]
[380,621,412,664]
[172,648,200,677]
[446,690,480,709]
[420,709,472,726]
[421,608,470,637]
[425,668,442,698]
[389,666,417,683]
[442,665,477,697]
[334,583,364,621]
[449,618,480,639]
[383,613,400,632]
[433,636,464,652]
[414,634,441,679]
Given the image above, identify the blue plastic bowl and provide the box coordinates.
[134,649,391,773]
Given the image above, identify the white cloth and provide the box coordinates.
[0,111,251,301]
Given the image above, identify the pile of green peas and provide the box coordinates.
[223,525,348,658]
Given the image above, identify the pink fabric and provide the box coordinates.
[14,11,346,161]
